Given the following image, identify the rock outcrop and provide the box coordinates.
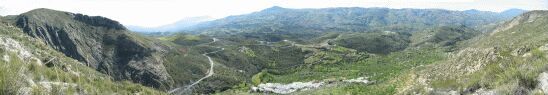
[9,8,173,90]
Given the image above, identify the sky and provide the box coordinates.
[0,0,547,27]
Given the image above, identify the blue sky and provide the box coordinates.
[0,0,546,27]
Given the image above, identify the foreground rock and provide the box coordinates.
[253,81,325,94]
[252,77,371,94]
[343,77,370,84]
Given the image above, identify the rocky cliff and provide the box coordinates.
[7,8,173,90]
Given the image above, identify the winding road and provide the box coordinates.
[169,38,224,95]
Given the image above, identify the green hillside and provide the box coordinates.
[2,6,545,95]
[188,7,517,42]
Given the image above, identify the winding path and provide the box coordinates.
[169,38,224,95]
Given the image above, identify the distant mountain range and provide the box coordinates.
[127,7,525,35]
[499,8,528,18]
[182,6,527,42]
[126,16,214,32]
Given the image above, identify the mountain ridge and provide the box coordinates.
[126,16,214,32]
[185,7,524,42]
[0,13,166,94]
[7,8,174,90]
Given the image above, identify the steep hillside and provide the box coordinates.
[0,18,165,94]
[3,8,173,90]
[410,26,480,51]
[397,10,548,94]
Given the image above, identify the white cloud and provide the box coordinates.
[0,0,546,27]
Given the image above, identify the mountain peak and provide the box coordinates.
[22,8,68,16]
[27,8,61,12]
[72,13,126,30]
[20,8,126,30]
[262,6,287,12]
[268,6,284,9]
[500,8,527,15]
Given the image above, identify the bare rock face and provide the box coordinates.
[253,81,325,94]
[11,8,173,90]
[491,10,548,35]
[538,72,548,94]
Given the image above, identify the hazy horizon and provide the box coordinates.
[1,0,546,27]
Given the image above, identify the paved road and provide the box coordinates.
[169,38,224,95]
